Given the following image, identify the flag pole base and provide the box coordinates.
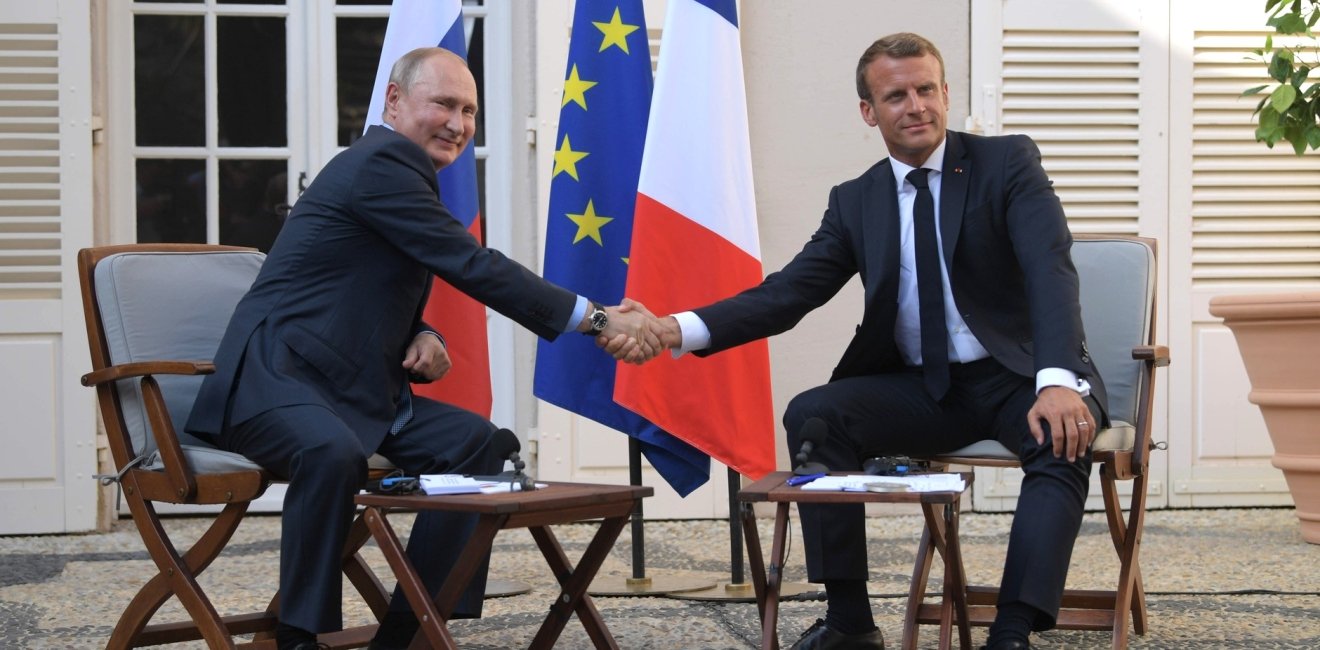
[484,578,532,598]
[588,574,716,597]
[665,580,818,603]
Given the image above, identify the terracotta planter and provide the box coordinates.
[1209,291,1320,544]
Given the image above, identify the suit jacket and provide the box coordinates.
[693,130,1107,418]
[187,125,578,452]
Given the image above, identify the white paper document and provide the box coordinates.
[798,473,966,493]
[419,474,549,495]
[419,474,493,495]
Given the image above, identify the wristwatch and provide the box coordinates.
[583,301,608,335]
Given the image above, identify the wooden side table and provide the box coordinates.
[738,471,973,650]
[356,481,651,649]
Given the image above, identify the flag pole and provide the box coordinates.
[668,468,816,603]
[587,439,716,596]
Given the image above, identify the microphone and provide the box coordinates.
[793,417,830,476]
[477,428,536,491]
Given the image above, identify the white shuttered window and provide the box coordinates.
[1190,31,1320,289]
[0,22,60,299]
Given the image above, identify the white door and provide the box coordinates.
[0,0,97,534]
[968,0,1171,511]
[1165,1,1319,506]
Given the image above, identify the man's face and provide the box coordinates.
[859,53,949,168]
[384,53,478,171]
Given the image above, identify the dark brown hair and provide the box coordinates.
[855,33,946,101]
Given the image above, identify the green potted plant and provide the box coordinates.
[1243,0,1320,154]
[1212,0,1320,544]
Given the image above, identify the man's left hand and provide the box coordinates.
[1027,386,1095,462]
[402,332,451,383]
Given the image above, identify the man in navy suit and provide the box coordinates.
[187,48,657,650]
[620,33,1105,650]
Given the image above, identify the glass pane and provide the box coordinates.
[136,159,207,244]
[219,0,285,4]
[218,17,287,147]
[219,159,288,252]
[469,18,486,149]
[336,17,387,147]
[135,15,204,147]
[336,0,393,5]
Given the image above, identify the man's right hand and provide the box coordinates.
[593,299,663,364]
[596,299,681,360]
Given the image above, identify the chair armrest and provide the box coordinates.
[82,360,214,502]
[81,360,215,387]
[1132,345,1169,367]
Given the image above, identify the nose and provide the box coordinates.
[905,90,925,115]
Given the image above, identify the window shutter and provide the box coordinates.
[0,22,61,298]
[1000,29,1142,235]
[1190,31,1320,288]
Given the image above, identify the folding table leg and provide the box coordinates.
[362,506,462,650]
[528,515,629,650]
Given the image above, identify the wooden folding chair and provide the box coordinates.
[905,235,1169,650]
[78,244,390,649]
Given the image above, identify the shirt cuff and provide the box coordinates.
[564,295,589,333]
[1036,367,1091,397]
[416,329,445,349]
[671,311,711,357]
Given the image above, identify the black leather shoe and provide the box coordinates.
[788,618,885,650]
[979,640,1031,650]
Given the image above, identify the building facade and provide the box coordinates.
[1,0,1313,533]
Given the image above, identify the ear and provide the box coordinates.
[384,81,403,117]
[859,99,879,127]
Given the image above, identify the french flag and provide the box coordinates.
[615,0,775,479]
[365,0,492,417]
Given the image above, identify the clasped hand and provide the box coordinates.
[595,299,681,364]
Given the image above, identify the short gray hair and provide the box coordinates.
[388,46,462,93]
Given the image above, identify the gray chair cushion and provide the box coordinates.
[1072,238,1155,429]
[936,420,1135,461]
[95,250,265,468]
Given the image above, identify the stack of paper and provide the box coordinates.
[799,473,966,493]
[418,475,495,495]
[418,475,549,495]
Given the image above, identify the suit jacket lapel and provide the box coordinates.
[940,131,971,271]
[862,158,900,298]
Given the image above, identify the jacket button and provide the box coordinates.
[1081,354,1091,364]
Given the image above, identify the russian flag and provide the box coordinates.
[615,0,775,479]
[366,0,492,417]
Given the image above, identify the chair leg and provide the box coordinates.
[1099,466,1151,650]
[110,497,247,649]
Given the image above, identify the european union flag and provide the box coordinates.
[533,0,709,495]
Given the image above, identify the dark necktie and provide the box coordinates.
[389,383,413,435]
[907,168,949,400]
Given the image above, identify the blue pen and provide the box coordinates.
[786,473,826,486]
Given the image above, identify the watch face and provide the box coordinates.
[590,309,609,332]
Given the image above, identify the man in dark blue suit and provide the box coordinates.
[186,48,657,650]
[620,33,1105,650]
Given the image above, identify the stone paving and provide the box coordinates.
[1,508,1318,648]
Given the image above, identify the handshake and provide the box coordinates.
[582,298,680,365]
